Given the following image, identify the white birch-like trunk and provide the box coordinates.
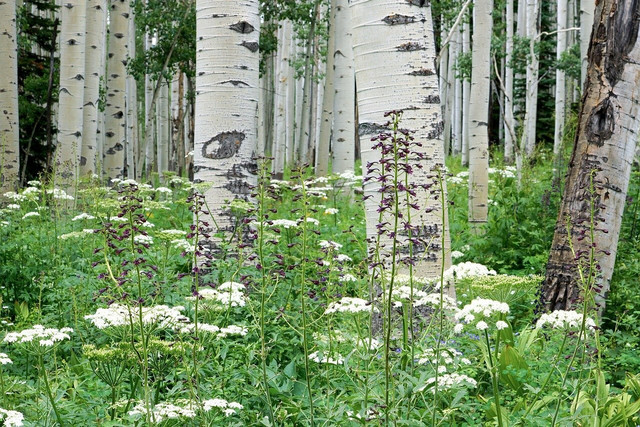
[468,0,492,230]
[461,18,470,166]
[0,1,20,192]
[143,32,155,178]
[445,35,456,155]
[351,0,452,280]
[439,29,450,155]
[285,33,297,167]
[580,0,595,87]
[453,27,463,155]
[331,0,356,174]
[521,0,539,157]
[195,0,260,239]
[80,0,106,177]
[553,0,568,156]
[316,2,335,176]
[157,81,169,177]
[125,10,137,179]
[504,0,515,163]
[273,21,291,177]
[56,0,86,188]
[104,0,130,180]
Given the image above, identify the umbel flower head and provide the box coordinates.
[453,298,510,333]
[536,310,596,330]
[3,325,73,347]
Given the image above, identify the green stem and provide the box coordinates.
[300,177,315,427]
[40,355,64,426]
[484,330,504,427]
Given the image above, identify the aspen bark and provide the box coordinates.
[580,0,595,86]
[504,0,515,163]
[194,0,260,243]
[56,0,86,187]
[461,18,470,166]
[0,0,20,192]
[553,0,568,156]
[521,0,539,157]
[104,0,130,180]
[273,21,292,177]
[541,0,640,313]
[157,82,169,177]
[351,0,452,280]
[125,10,137,179]
[316,1,336,176]
[468,0,492,230]
[80,0,106,177]
[331,0,356,174]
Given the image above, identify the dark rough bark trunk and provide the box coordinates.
[540,0,640,313]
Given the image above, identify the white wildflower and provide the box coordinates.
[308,351,344,365]
[129,401,196,423]
[335,254,352,263]
[496,321,509,330]
[156,187,172,194]
[325,297,375,314]
[270,219,298,229]
[418,373,477,392]
[172,239,195,253]
[5,204,20,210]
[4,325,72,347]
[72,213,95,221]
[3,192,26,202]
[536,310,596,330]
[451,250,464,259]
[0,408,24,426]
[341,273,358,282]
[476,321,489,331]
[319,240,343,250]
[453,324,464,334]
[202,398,243,416]
[0,353,12,365]
[324,208,339,215]
[134,234,153,245]
[47,188,74,200]
[22,212,40,220]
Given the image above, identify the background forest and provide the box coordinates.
[0,0,640,425]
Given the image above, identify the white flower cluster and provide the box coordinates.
[156,187,172,194]
[319,240,343,250]
[341,273,358,282]
[156,229,187,240]
[202,398,243,417]
[444,262,496,283]
[453,298,510,333]
[0,408,24,426]
[391,286,458,311]
[0,353,12,365]
[85,304,190,330]
[324,208,339,215]
[5,204,20,210]
[270,219,298,229]
[191,282,246,308]
[325,297,375,314]
[22,212,40,220]
[418,373,477,392]
[308,351,344,365]
[47,188,74,200]
[451,250,465,259]
[129,401,196,423]
[417,347,465,366]
[4,325,73,347]
[536,310,596,330]
[72,213,96,221]
[488,167,516,179]
[181,323,248,338]
[172,239,195,253]
[3,192,26,202]
[58,231,86,240]
[134,234,153,245]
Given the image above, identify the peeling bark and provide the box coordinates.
[541,0,640,313]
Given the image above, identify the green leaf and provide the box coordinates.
[499,344,529,391]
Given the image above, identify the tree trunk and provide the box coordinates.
[56,0,86,188]
[80,0,106,177]
[468,0,492,231]
[104,0,130,181]
[521,0,539,157]
[157,81,169,178]
[553,0,568,157]
[0,0,20,192]
[351,0,452,280]
[316,0,335,176]
[194,0,260,243]
[541,0,640,313]
[125,9,137,179]
[461,18,470,166]
[331,0,355,174]
[580,0,595,87]
[273,21,292,177]
[504,0,515,163]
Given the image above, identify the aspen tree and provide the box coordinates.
[542,0,640,313]
[351,0,452,279]
[553,0,568,157]
[194,0,260,242]
[331,0,355,174]
[468,0,492,231]
[104,0,130,180]
[0,0,20,192]
[81,0,107,176]
[56,0,86,187]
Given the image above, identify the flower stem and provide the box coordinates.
[40,355,64,426]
